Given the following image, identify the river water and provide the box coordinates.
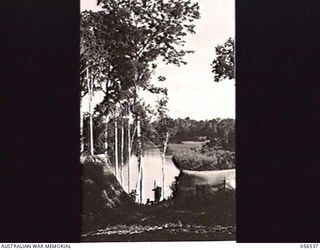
[111,149,180,204]
[109,147,236,204]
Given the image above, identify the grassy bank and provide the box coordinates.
[169,142,235,171]
[166,142,205,155]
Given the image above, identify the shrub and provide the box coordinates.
[172,148,235,171]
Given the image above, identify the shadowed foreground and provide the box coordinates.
[81,156,235,242]
[82,224,235,241]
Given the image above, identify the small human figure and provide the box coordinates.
[152,186,162,203]
[129,189,137,201]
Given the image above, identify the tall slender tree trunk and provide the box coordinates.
[137,118,144,203]
[80,105,84,153]
[127,112,131,194]
[136,156,141,203]
[114,117,119,182]
[139,154,144,204]
[161,132,170,199]
[120,121,124,186]
[161,153,165,200]
[103,80,110,161]
[136,160,144,204]
[87,67,94,156]
[103,115,109,159]
[89,110,94,155]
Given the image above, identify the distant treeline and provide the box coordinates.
[83,117,235,156]
[170,118,235,171]
[171,118,235,152]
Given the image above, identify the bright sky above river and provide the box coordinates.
[81,0,235,120]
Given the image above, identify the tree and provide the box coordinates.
[81,9,137,160]
[151,96,178,199]
[80,10,111,155]
[130,99,156,203]
[98,0,200,203]
[98,0,200,67]
[211,37,235,82]
[82,0,200,202]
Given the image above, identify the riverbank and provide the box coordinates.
[168,142,235,171]
[81,154,235,242]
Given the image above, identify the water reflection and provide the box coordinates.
[111,149,180,204]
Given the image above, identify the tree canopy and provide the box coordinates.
[211,37,234,82]
[81,0,201,155]
[98,0,200,65]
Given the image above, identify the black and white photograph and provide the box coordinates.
[80,0,235,241]
[2,0,320,246]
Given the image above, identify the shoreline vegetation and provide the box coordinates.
[172,147,235,171]
[169,141,235,171]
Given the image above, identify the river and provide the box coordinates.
[111,149,180,204]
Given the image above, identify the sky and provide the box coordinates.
[81,0,235,120]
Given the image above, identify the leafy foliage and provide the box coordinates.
[149,96,178,151]
[211,38,234,82]
[80,10,138,108]
[170,117,235,171]
[80,0,201,159]
[98,0,200,67]
[172,148,235,171]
